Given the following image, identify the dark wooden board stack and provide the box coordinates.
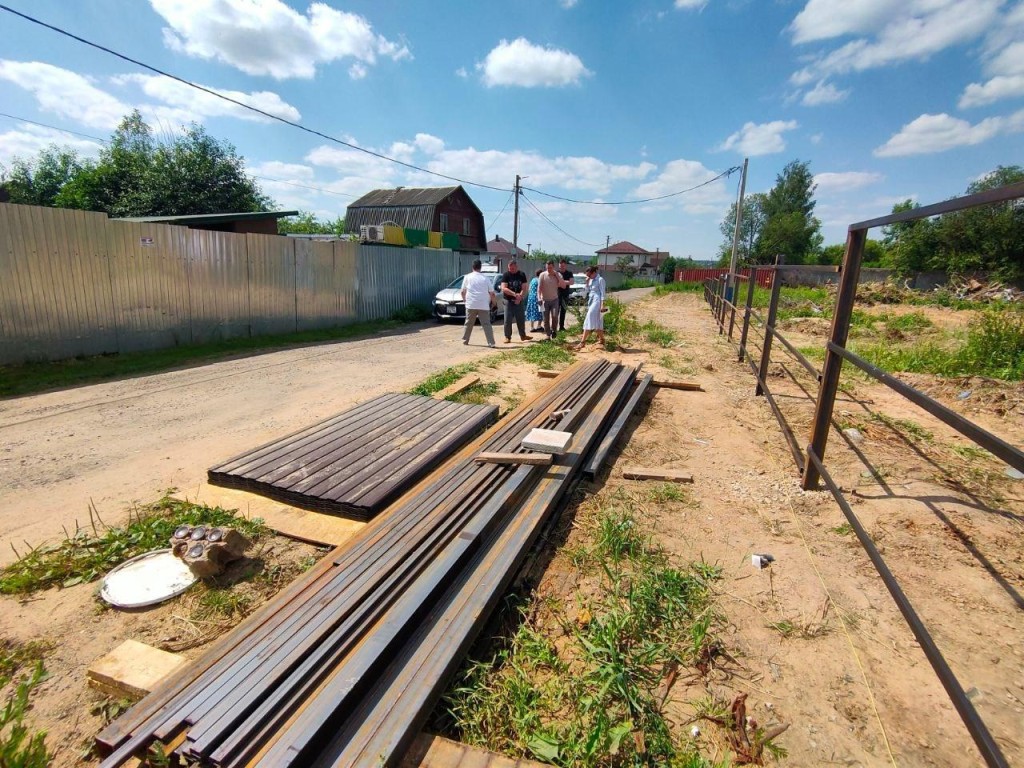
[207,393,498,521]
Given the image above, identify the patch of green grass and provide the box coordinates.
[0,495,267,595]
[829,522,854,536]
[950,444,989,461]
[869,412,934,442]
[654,281,703,297]
[407,362,479,396]
[643,321,678,347]
[512,342,575,369]
[612,278,660,291]
[883,311,933,334]
[442,500,726,767]
[446,381,500,405]
[193,587,254,622]
[658,353,696,376]
[644,482,690,504]
[389,303,432,322]
[0,662,50,768]
[0,317,415,400]
[0,640,53,680]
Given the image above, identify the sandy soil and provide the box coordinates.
[4,286,1021,767]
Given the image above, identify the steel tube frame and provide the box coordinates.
[806,448,1009,768]
[755,273,781,397]
[737,268,757,362]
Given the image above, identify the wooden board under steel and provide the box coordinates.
[207,394,497,521]
[622,467,694,483]
[474,452,552,466]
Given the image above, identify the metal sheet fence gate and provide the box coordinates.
[0,203,467,365]
[701,180,1024,768]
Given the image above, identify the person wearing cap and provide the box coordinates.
[460,259,497,347]
[499,259,534,343]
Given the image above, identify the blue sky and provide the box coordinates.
[1,0,1022,261]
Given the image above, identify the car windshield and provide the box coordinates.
[444,276,464,290]
[573,275,587,286]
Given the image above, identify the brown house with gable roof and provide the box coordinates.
[345,185,486,252]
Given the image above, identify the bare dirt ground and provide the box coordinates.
[3,286,1021,766]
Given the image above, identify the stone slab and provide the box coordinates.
[521,428,573,455]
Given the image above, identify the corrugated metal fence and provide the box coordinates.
[0,203,466,365]
[675,267,774,287]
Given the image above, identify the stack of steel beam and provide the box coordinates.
[97,360,636,768]
[207,394,498,520]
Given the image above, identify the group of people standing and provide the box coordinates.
[461,258,606,349]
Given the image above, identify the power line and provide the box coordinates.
[0,111,106,143]
[522,165,740,205]
[521,192,603,248]
[0,3,510,193]
[489,189,515,232]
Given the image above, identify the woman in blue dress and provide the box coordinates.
[574,266,605,349]
[526,268,543,333]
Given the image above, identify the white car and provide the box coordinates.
[433,273,504,323]
[569,273,588,304]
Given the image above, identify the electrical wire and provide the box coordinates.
[521,192,603,248]
[522,165,740,205]
[0,3,510,193]
[0,111,106,143]
[0,5,744,207]
[488,189,515,232]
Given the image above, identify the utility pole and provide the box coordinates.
[727,158,749,301]
[512,175,521,256]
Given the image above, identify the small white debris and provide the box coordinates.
[1005,466,1024,480]
[842,428,864,444]
[690,725,701,738]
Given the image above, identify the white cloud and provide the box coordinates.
[810,132,824,144]
[478,38,591,88]
[0,124,104,165]
[149,0,410,80]
[455,66,469,78]
[813,171,883,193]
[718,120,798,155]
[305,144,400,181]
[960,39,1024,107]
[790,1,1002,85]
[414,133,445,155]
[0,61,129,130]
[800,80,848,105]
[631,159,733,215]
[560,0,579,7]
[874,110,1024,157]
[113,74,301,122]
[675,0,708,8]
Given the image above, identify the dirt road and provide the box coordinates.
[0,288,655,567]
[0,322,503,566]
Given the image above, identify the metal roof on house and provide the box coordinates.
[348,186,461,208]
[117,210,298,224]
[596,240,650,255]
[487,236,528,258]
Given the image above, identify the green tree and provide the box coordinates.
[615,254,638,277]
[817,239,888,266]
[1,147,85,207]
[882,200,939,275]
[752,161,822,264]
[277,212,346,235]
[659,255,678,281]
[717,192,768,265]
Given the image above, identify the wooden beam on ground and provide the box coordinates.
[537,369,560,378]
[88,640,188,700]
[622,467,694,483]
[433,374,481,400]
[475,452,553,466]
[651,379,704,391]
[402,733,551,768]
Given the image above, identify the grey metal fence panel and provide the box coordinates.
[187,228,250,344]
[247,233,296,336]
[295,239,339,331]
[335,240,358,324]
[106,220,192,353]
[356,246,459,321]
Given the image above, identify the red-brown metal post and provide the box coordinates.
[801,228,866,489]
[738,268,757,362]
[755,271,781,396]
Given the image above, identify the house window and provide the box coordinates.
[439,213,448,231]
[463,217,471,236]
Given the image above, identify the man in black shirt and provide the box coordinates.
[557,259,574,332]
[500,260,533,343]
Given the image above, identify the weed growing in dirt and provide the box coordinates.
[644,322,678,347]
[389,303,432,323]
[657,353,696,377]
[512,343,575,369]
[644,482,690,504]
[442,498,726,766]
[653,282,703,297]
[829,522,854,536]
[445,381,500,405]
[407,362,479,396]
[0,640,52,680]
[0,661,50,767]
[0,496,268,595]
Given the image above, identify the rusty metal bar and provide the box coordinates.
[584,372,654,478]
[745,356,805,471]
[806,449,1009,768]
[849,180,1024,231]
[755,273,781,397]
[827,343,1024,473]
[802,228,865,489]
[737,267,757,362]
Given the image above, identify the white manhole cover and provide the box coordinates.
[100,549,197,608]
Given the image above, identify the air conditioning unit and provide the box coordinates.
[360,224,386,242]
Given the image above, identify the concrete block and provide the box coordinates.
[522,428,572,454]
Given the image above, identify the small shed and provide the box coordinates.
[345,186,486,252]
[116,210,299,235]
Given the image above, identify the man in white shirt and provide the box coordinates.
[460,259,497,347]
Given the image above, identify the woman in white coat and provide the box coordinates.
[574,265,605,350]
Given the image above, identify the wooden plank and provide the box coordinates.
[651,379,704,391]
[536,369,560,378]
[402,733,551,768]
[88,641,188,700]
[621,467,694,483]
[521,428,572,454]
[433,374,481,400]
[474,452,552,466]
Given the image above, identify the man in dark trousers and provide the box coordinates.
[500,259,533,343]
[557,258,574,332]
